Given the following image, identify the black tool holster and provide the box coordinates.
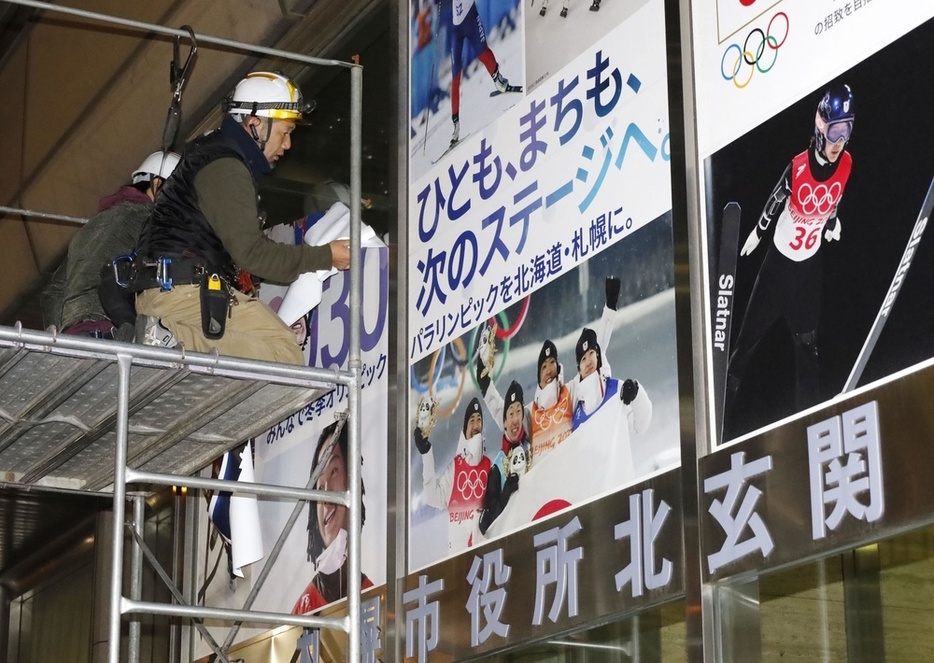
[200,273,231,340]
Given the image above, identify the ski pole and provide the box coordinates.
[422,2,442,155]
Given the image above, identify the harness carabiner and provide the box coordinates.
[112,254,136,288]
[171,25,198,105]
[156,256,173,291]
[161,25,198,152]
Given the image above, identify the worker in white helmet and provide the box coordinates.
[42,150,181,341]
[132,71,350,364]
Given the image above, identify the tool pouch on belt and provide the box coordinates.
[200,273,230,340]
[99,263,137,328]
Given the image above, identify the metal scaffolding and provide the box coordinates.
[0,1,366,661]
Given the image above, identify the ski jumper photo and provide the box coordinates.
[726,84,855,427]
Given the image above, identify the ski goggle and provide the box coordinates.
[825,119,853,144]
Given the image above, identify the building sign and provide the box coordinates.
[700,360,934,581]
[402,469,683,660]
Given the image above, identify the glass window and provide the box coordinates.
[878,527,934,661]
[760,556,847,660]
[485,601,687,662]
[733,524,934,661]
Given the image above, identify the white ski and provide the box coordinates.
[432,140,461,165]
[842,175,934,393]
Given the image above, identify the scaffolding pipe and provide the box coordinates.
[128,496,145,663]
[346,62,364,663]
[125,469,350,507]
[180,485,199,663]
[0,205,87,226]
[0,0,354,69]
[122,598,349,632]
[126,527,231,663]
[108,354,132,663]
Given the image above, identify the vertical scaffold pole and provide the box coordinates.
[346,61,364,662]
[129,496,145,663]
[109,354,132,663]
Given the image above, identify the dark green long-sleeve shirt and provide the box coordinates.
[195,158,333,285]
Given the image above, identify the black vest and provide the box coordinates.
[136,129,258,282]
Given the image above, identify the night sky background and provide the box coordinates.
[707,18,934,440]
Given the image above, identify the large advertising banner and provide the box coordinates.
[692,1,934,444]
[407,0,680,572]
[193,239,388,656]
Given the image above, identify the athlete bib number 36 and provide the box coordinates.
[789,226,820,251]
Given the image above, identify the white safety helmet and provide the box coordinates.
[132,151,181,184]
[223,71,315,121]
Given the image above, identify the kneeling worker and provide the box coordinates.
[43,151,180,340]
[133,71,350,364]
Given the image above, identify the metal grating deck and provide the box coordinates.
[0,325,338,493]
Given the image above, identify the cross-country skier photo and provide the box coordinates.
[444,0,522,147]
[408,0,524,177]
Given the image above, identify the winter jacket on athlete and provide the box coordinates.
[420,430,491,553]
[292,565,373,615]
[529,382,574,461]
[571,374,652,433]
[756,147,852,262]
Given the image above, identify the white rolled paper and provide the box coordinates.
[276,202,381,326]
[304,201,352,245]
[277,271,326,327]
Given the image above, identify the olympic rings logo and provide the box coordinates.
[720,12,789,88]
[455,469,488,500]
[534,402,570,431]
[796,181,843,216]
